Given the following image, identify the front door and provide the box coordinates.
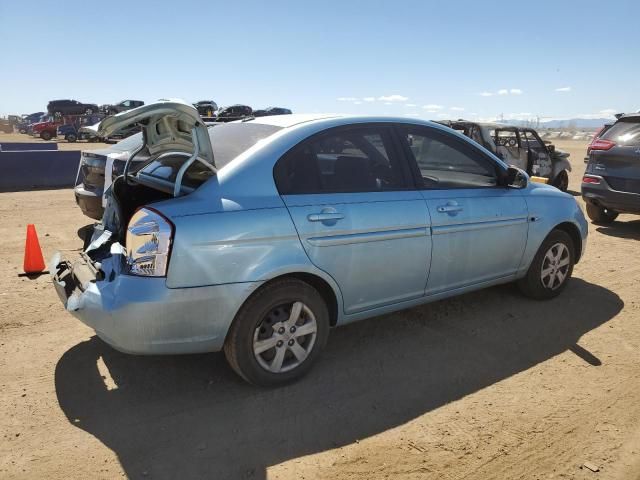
[397,125,529,295]
[275,124,432,314]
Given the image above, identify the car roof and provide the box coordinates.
[248,113,452,128]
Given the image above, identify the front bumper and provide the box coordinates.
[582,176,640,214]
[52,252,262,355]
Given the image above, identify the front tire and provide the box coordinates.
[40,131,52,141]
[552,170,569,192]
[586,203,618,224]
[518,229,575,300]
[224,278,329,387]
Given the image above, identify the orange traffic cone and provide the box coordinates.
[23,224,46,274]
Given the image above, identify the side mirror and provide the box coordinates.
[505,166,528,189]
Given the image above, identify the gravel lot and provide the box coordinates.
[1,140,639,479]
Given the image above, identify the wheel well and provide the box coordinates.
[554,222,582,263]
[264,273,339,327]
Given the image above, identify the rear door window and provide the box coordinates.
[274,126,409,194]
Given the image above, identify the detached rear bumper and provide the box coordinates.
[52,253,261,355]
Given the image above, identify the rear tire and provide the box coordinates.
[552,170,569,192]
[40,131,52,141]
[66,133,77,142]
[586,203,618,224]
[224,278,329,387]
[517,229,575,300]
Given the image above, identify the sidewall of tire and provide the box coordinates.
[224,279,330,386]
[518,229,575,300]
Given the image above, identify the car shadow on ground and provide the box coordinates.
[55,278,622,479]
[596,220,640,240]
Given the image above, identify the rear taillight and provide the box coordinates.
[125,208,173,277]
[582,176,601,184]
[589,139,616,151]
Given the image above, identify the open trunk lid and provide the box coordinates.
[98,99,216,172]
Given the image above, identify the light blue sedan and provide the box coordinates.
[52,101,588,386]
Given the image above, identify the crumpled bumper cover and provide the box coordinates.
[51,252,262,355]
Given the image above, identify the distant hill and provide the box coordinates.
[502,118,612,129]
[539,118,613,129]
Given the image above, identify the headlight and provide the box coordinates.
[126,208,173,276]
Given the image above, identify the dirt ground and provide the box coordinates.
[1,139,639,480]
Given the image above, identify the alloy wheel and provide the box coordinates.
[540,242,570,290]
[252,301,318,373]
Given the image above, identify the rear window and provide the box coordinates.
[601,118,640,146]
[209,122,282,168]
[137,122,282,191]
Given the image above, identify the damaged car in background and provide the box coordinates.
[52,101,587,386]
[437,120,571,191]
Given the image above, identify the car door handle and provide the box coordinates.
[307,212,345,222]
[437,204,463,213]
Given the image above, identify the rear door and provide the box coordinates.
[397,125,529,295]
[589,117,640,194]
[276,124,432,314]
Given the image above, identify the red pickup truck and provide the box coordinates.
[31,117,64,140]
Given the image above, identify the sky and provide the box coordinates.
[1,0,638,121]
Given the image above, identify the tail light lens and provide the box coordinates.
[126,208,173,277]
[582,176,601,184]
[589,139,616,151]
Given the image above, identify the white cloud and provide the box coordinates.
[599,108,617,115]
[510,88,523,95]
[384,102,392,105]
[403,113,421,117]
[337,97,357,102]
[422,104,444,110]
[483,89,522,96]
[404,103,417,107]
[498,89,509,95]
[378,94,408,102]
[353,101,362,105]
[436,113,449,118]
[450,106,465,111]
[363,97,376,102]
[480,92,494,97]
[555,86,572,92]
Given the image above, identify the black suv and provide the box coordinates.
[582,113,640,223]
[215,104,252,122]
[102,99,144,115]
[47,99,99,116]
[253,107,292,117]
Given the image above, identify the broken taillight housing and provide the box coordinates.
[125,208,173,277]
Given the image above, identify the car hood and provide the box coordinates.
[98,99,215,167]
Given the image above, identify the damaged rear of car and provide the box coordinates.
[51,100,280,354]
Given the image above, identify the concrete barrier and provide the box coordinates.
[0,142,58,151]
[0,150,80,191]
